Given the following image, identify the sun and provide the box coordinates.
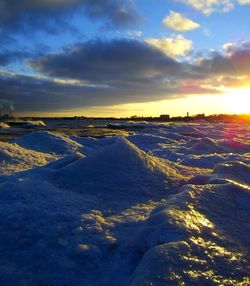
[220,88,250,114]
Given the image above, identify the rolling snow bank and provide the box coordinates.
[14,131,83,154]
[23,120,46,128]
[7,120,46,128]
[130,183,250,285]
[52,137,184,199]
[0,141,56,175]
[0,123,250,285]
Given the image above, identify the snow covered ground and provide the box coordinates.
[0,122,249,285]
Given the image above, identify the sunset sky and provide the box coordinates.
[1,0,250,117]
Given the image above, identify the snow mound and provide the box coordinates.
[128,134,172,151]
[168,124,206,137]
[70,135,120,156]
[44,152,84,170]
[213,161,250,186]
[69,136,98,146]
[1,122,250,285]
[21,120,46,128]
[0,178,97,286]
[188,137,250,154]
[191,137,226,153]
[180,153,225,168]
[0,141,56,175]
[107,121,152,129]
[221,138,250,152]
[0,122,9,128]
[14,131,83,154]
[7,120,46,128]
[180,128,206,138]
[53,137,182,196]
[130,183,250,285]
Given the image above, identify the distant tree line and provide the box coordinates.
[10,113,250,123]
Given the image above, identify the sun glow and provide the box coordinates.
[221,88,250,114]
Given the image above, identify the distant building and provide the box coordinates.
[160,114,170,120]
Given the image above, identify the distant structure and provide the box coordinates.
[160,114,170,121]
[187,112,189,118]
[1,113,11,120]
[194,113,205,120]
[9,105,14,119]
[0,104,15,120]
[130,115,138,119]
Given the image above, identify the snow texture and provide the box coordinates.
[0,122,249,285]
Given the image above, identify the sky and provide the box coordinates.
[0,0,250,117]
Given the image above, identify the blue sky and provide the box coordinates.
[0,0,250,116]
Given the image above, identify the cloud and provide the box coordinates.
[162,11,200,32]
[82,0,139,28]
[0,71,180,113]
[3,39,250,114]
[0,0,139,35]
[0,38,198,113]
[0,50,30,66]
[238,0,250,4]
[194,42,250,76]
[177,0,234,15]
[0,69,218,114]
[126,30,143,37]
[30,39,184,83]
[145,35,193,58]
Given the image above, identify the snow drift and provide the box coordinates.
[0,122,250,286]
[14,131,83,154]
[0,141,56,175]
[52,137,183,198]
[130,183,250,285]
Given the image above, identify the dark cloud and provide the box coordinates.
[0,71,217,114]
[0,50,30,66]
[30,39,185,84]
[82,0,139,28]
[0,38,219,114]
[194,45,250,77]
[3,39,250,114]
[0,0,139,34]
[31,39,250,87]
[0,72,180,113]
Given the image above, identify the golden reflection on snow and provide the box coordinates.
[169,205,214,233]
[166,199,250,285]
[177,235,248,285]
[189,236,242,262]
[225,179,250,190]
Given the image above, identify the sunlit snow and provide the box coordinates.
[0,122,249,285]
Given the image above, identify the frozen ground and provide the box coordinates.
[0,122,249,285]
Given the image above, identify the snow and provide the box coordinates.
[0,141,57,175]
[8,120,46,128]
[0,122,9,129]
[18,120,46,128]
[0,122,250,285]
[14,131,83,154]
[130,183,250,285]
[52,137,184,197]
